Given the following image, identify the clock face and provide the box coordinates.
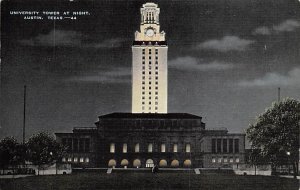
[146,29,154,37]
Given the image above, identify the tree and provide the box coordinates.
[26,132,65,175]
[0,137,18,171]
[246,98,300,178]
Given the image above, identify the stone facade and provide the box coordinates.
[55,113,245,168]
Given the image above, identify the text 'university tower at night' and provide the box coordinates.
[132,2,168,114]
[55,2,246,169]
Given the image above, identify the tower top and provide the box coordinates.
[140,2,160,25]
[135,2,165,42]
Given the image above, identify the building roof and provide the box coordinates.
[98,112,202,119]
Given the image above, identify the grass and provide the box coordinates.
[0,171,298,190]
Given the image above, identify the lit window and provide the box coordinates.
[212,157,216,163]
[173,144,178,153]
[85,158,89,163]
[235,158,240,163]
[80,158,84,163]
[148,143,153,152]
[224,157,228,163]
[110,143,115,153]
[161,144,166,152]
[186,144,191,153]
[74,157,78,162]
[229,157,233,163]
[123,143,127,153]
[135,143,140,153]
[62,157,66,162]
[68,157,72,162]
[218,158,222,163]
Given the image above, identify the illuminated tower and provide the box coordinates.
[132,2,168,113]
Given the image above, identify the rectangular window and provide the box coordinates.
[155,76,158,80]
[110,143,115,153]
[149,71,151,74]
[149,87,151,90]
[142,81,145,84]
[142,96,145,99]
[149,96,151,100]
[74,157,78,162]
[229,157,233,163]
[223,139,227,153]
[142,92,145,95]
[142,71,145,74]
[142,76,145,79]
[123,143,127,153]
[218,157,222,163]
[212,157,216,163]
[68,157,72,162]
[155,66,158,70]
[212,139,216,153]
[155,102,158,105]
[142,66,145,70]
[229,139,233,153]
[149,61,151,64]
[217,139,221,153]
[155,87,158,90]
[80,158,84,163]
[234,139,239,153]
[149,56,151,59]
[155,92,158,95]
[155,96,158,99]
[142,61,145,64]
[79,139,84,152]
[235,157,240,163]
[142,86,145,90]
[173,144,178,153]
[148,143,153,152]
[155,107,158,110]
[134,143,140,152]
[73,138,78,152]
[186,143,191,153]
[161,144,166,152]
[142,102,145,104]
[85,158,89,163]
[155,61,158,64]
[149,102,151,105]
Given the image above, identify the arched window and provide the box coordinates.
[170,160,179,167]
[159,159,167,167]
[80,158,84,163]
[110,143,115,153]
[148,143,153,152]
[85,158,89,163]
[185,144,191,153]
[133,159,141,168]
[123,143,127,153]
[146,159,154,168]
[108,159,117,168]
[74,157,78,162]
[173,144,178,153]
[161,144,166,152]
[183,159,192,167]
[121,159,129,167]
[135,143,140,153]
[62,157,66,162]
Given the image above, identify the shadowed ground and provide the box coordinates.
[0,171,298,190]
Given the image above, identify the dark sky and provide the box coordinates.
[1,0,300,140]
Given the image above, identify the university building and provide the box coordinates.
[55,2,245,169]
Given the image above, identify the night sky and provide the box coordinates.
[1,0,300,141]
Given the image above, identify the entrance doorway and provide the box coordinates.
[146,159,154,168]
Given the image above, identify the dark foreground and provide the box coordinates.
[0,171,298,190]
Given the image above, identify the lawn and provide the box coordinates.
[0,171,298,190]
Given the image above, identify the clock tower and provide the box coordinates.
[132,2,168,113]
